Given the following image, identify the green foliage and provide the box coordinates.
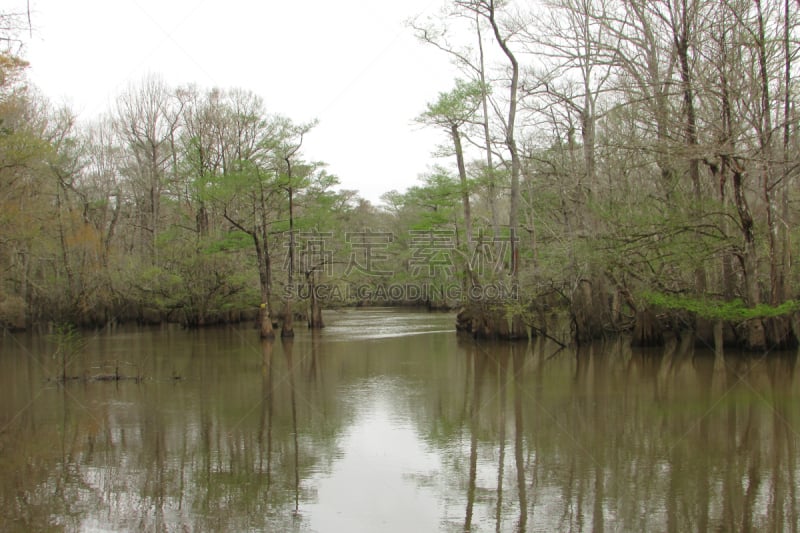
[203,231,252,254]
[48,322,86,380]
[137,265,184,308]
[417,79,486,128]
[402,169,461,230]
[147,228,259,317]
[642,292,800,321]
[48,322,85,352]
[5,0,799,333]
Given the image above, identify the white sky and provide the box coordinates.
[18,0,460,203]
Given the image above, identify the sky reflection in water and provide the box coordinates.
[1,308,798,532]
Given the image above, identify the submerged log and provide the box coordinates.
[53,373,144,384]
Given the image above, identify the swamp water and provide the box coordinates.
[1,308,798,532]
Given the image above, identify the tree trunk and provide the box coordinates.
[755,0,780,305]
[712,158,737,300]
[307,271,324,329]
[282,299,294,338]
[780,0,792,306]
[732,165,765,351]
[452,124,473,249]
[631,309,664,346]
[254,233,274,339]
[282,184,295,337]
[487,0,526,339]
[718,17,764,350]
[675,3,706,294]
[475,14,501,239]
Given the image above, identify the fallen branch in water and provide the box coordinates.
[50,373,146,384]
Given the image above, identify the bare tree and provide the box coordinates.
[115,75,182,263]
[457,0,527,338]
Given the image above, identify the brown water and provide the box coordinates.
[1,308,798,532]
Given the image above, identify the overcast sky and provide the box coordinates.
[19,0,460,203]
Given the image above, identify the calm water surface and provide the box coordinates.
[1,308,798,532]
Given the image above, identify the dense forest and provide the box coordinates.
[1,0,799,349]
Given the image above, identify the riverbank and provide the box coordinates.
[4,290,798,353]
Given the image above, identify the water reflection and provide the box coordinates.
[1,311,799,532]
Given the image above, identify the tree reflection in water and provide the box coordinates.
[0,311,799,531]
